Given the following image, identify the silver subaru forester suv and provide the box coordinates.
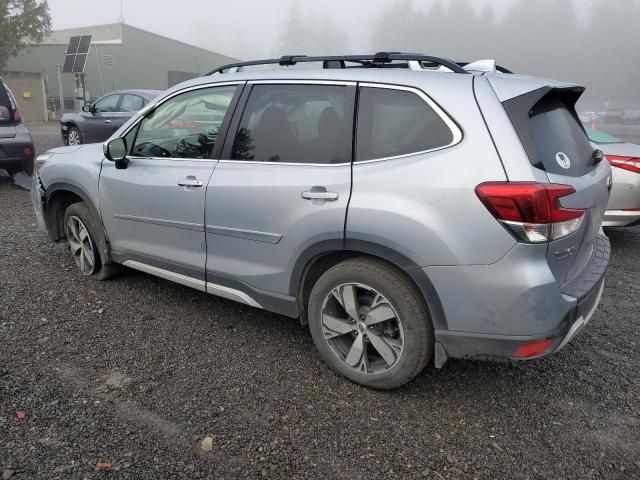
[31,53,611,389]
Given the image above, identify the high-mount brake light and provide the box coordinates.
[606,155,640,174]
[475,182,585,243]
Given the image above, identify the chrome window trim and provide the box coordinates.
[218,159,350,167]
[119,81,245,140]
[353,82,463,165]
[126,156,218,163]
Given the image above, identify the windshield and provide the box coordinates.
[584,127,623,145]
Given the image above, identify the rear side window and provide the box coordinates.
[529,97,595,176]
[356,86,455,162]
[231,84,353,164]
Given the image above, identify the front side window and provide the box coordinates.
[120,94,144,112]
[231,84,353,164]
[94,95,121,113]
[131,85,237,159]
[356,86,454,162]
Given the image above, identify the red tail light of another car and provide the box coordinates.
[606,155,640,174]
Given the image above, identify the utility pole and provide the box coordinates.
[56,64,64,115]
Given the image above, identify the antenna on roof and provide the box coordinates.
[118,0,126,24]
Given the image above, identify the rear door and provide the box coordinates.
[503,88,611,286]
[204,81,355,300]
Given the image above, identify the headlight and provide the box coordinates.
[34,153,54,173]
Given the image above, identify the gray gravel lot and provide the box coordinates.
[1,123,639,479]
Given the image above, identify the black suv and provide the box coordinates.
[0,78,35,176]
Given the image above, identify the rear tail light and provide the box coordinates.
[23,146,33,158]
[512,338,554,358]
[12,109,21,123]
[606,155,640,174]
[475,182,585,243]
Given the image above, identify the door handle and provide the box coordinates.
[178,176,204,188]
[105,120,112,124]
[301,187,339,201]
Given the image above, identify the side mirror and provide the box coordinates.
[82,104,93,113]
[104,137,129,169]
[0,106,11,123]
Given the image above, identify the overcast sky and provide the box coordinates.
[47,0,593,60]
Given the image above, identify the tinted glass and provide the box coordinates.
[132,85,237,159]
[0,84,12,124]
[120,94,144,112]
[356,87,453,161]
[530,97,596,176]
[231,84,352,164]
[94,95,120,113]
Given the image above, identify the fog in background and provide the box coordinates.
[48,0,640,107]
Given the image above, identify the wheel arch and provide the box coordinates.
[45,182,112,264]
[293,239,447,330]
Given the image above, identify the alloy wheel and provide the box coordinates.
[321,283,404,374]
[68,129,81,146]
[65,215,96,275]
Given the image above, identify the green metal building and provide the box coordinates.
[4,23,237,110]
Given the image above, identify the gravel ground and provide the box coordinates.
[0,123,639,479]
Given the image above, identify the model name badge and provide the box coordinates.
[554,246,578,260]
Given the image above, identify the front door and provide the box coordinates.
[99,83,241,286]
[205,82,356,300]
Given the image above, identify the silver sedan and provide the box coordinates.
[586,127,640,227]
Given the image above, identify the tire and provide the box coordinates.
[63,202,118,280]
[308,258,433,389]
[66,126,82,146]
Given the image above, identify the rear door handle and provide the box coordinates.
[178,176,204,188]
[301,187,339,202]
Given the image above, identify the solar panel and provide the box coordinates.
[78,35,92,54]
[66,36,81,54]
[72,54,88,73]
[62,54,76,73]
[62,35,92,73]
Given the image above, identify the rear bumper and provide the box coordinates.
[603,209,640,227]
[432,235,610,366]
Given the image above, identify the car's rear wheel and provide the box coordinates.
[308,258,433,389]
[67,126,82,146]
[63,202,117,280]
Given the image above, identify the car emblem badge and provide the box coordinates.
[556,152,571,169]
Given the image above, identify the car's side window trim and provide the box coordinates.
[121,82,245,162]
[219,80,357,166]
[354,82,463,164]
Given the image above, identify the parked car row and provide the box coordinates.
[578,108,640,125]
[31,53,613,389]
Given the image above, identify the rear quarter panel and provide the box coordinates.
[347,76,515,267]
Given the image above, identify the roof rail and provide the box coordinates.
[205,52,469,75]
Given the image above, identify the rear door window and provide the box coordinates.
[120,94,144,112]
[356,86,456,162]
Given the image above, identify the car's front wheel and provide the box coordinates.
[66,126,82,146]
[308,258,433,389]
[63,202,117,280]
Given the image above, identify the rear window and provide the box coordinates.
[0,82,14,124]
[529,97,595,176]
[356,87,454,162]
[504,89,596,177]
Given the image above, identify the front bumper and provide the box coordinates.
[433,235,610,366]
[30,173,48,234]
